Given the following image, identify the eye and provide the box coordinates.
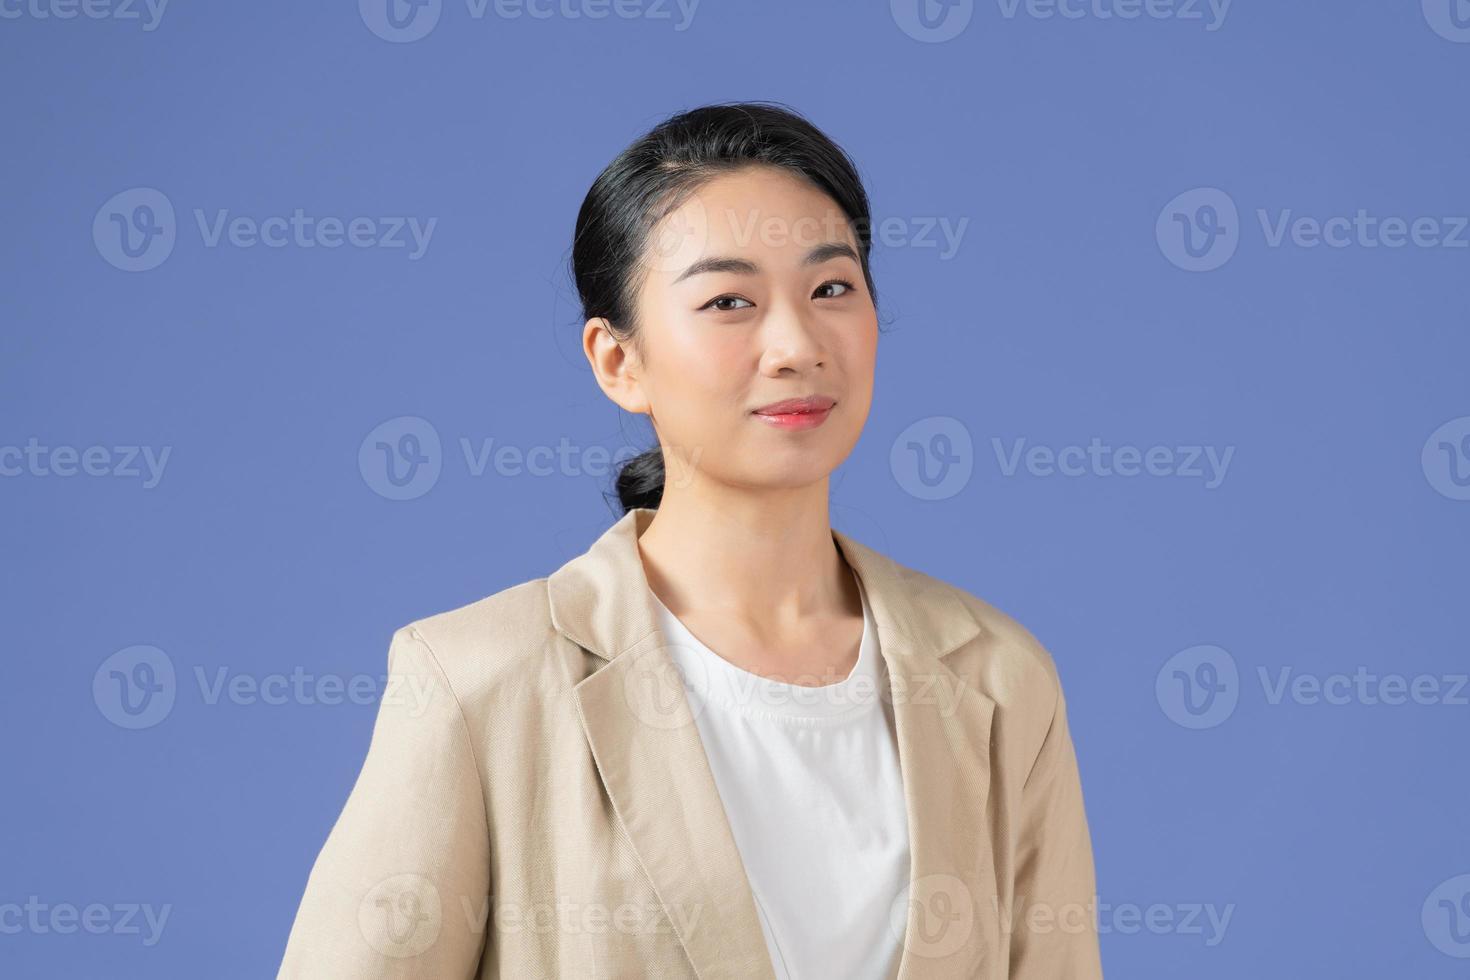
[815,279,856,299]
[700,294,754,312]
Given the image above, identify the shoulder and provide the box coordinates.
[389,577,572,703]
[933,578,1081,780]
[951,586,1064,694]
[844,530,1059,697]
[405,577,554,655]
[894,559,1065,723]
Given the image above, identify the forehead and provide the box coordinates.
[691,165,845,217]
[644,166,860,277]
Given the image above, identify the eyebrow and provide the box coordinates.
[670,241,860,285]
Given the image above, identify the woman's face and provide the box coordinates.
[595,165,878,497]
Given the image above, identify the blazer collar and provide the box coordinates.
[548,506,988,665]
[550,507,1002,979]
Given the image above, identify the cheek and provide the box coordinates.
[642,314,750,422]
[858,330,878,373]
[842,318,879,382]
[685,357,750,435]
[839,320,878,424]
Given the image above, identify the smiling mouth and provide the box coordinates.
[751,395,837,416]
[750,398,836,430]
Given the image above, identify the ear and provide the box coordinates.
[583,317,650,415]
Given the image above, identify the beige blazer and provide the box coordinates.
[278,507,1104,979]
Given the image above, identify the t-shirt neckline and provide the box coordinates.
[650,571,883,723]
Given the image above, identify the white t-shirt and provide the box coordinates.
[651,575,910,980]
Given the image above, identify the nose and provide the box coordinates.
[757,299,826,376]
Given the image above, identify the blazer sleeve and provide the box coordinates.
[1009,680,1105,979]
[277,626,491,979]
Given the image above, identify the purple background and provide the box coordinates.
[2,0,1468,976]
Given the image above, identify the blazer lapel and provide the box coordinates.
[549,507,1000,979]
[831,527,1002,978]
[554,508,775,979]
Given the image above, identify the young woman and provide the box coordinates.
[279,102,1103,979]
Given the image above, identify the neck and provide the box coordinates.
[634,480,858,626]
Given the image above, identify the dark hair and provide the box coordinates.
[570,101,879,515]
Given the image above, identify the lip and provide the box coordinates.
[751,395,836,431]
[752,395,836,416]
